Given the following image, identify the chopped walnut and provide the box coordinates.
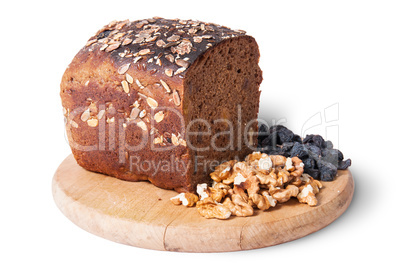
[170,193,199,207]
[234,172,247,185]
[260,190,278,207]
[290,157,304,177]
[171,152,325,220]
[210,160,236,182]
[196,197,231,219]
[258,156,273,171]
[269,155,287,167]
[297,185,317,206]
[212,182,231,195]
[277,168,290,186]
[231,185,249,202]
[285,157,293,171]
[241,175,260,195]
[255,170,277,185]
[271,185,299,203]
[249,193,270,211]
[196,183,209,200]
[222,195,253,217]
[245,151,264,163]
[233,161,254,178]
[290,176,303,187]
[311,179,323,193]
[297,175,323,206]
[206,187,226,203]
[194,183,229,203]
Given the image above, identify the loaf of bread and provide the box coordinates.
[61,17,262,192]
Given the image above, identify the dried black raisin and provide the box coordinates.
[321,148,344,168]
[317,160,338,181]
[267,125,295,145]
[305,143,321,158]
[278,142,295,157]
[325,140,333,149]
[305,168,320,179]
[256,124,351,182]
[303,134,326,148]
[293,134,302,143]
[257,124,269,145]
[302,158,317,170]
[290,143,309,159]
[338,159,352,170]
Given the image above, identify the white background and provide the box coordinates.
[1,0,400,273]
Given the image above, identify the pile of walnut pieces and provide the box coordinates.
[170,152,323,220]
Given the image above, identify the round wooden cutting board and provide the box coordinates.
[52,154,354,252]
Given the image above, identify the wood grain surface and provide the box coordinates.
[52,154,354,252]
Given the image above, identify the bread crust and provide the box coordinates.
[60,18,259,192]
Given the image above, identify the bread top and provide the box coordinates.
[82,17,247,78]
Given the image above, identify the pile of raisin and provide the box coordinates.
[257,125,351,181]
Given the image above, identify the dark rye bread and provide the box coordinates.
[60,17,262,192]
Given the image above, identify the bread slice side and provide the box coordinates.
[183,35,263,190]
